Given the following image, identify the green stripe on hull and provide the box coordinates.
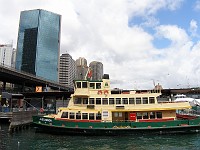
[33,116,200,129]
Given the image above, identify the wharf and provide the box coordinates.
[0,110,37,132]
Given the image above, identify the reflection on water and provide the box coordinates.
[0,124,200,150]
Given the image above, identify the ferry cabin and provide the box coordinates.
[55,77,191,123]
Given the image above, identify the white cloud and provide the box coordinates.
[0,0,200,90]
[189,19,198,37]
[155,25,190,47]
[194,0,200,11]
[127,0,183,17]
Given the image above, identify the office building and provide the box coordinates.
[89,61,103,80]
[15,9,61,81]
[75,57,88,80]
[59,53,76,88]
[0,44,14,67]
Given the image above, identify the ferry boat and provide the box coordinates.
[32,74,200,135]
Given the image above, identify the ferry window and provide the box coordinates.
[150,112,155,119]
[96,98,101,105]
[149,97,155,103]
[82,82,88,88]
[76,82,81,88]
[74,98,82,104]
[122,98,128,104]
[156,112,162,118]
[90,83,95,89]
[76,112,81,119]
[61,112,68,118]
[82,113,88,120]
[109,98,115,105]
[83,98,88,104]
[114,112,122,117]
[142,97,148,104]
[102,98,108,105]
[136,113,142,119]
[89,113,95,120]
[96,83,101,89]
[89,98,95,104]
[116,98,121,104]
[143,112,148,119]
[69,112,75,119]
[136,98,141,104]
[96,113,101,120]
[129,98,135,104]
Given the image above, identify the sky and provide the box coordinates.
[0,0,200,90]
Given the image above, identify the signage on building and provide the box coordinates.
[35,86,42,92]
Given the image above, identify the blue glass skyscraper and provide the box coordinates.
[16,9,61,82]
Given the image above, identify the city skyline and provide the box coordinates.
[0,1,200,89]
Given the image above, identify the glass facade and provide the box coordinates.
[16,9,61,82]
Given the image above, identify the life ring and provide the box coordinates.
[97,90,102,95]
[104,90,109,95]
[40,108,44,113]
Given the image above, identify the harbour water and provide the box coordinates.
[0,124,200,150]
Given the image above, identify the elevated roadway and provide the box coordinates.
[0,64,70,91]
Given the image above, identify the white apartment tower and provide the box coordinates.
[75,57,88,80]
[59,53,76,89]
[0,44,14,67]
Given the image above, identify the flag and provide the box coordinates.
[87,68,92,79]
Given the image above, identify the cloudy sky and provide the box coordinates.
[0,0,200,90]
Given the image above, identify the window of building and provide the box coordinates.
[96,83,101,89]
[150,112,155,119]
[136,113,142,119]
[82,113,88,120]
[156,112,162,118]
[90,83,95,89]
[83,98,88,104]
[149,97,155,104]
[142,97,148,104]
[102,98,108,105]
[96,98,101,105]
[116,98,121,104]
[129,98,135,104]
[82,82,87,88]
[76,112,81,119]
[61,112,68,118]
[89,98,95,104]
[122,98,128,104]
[89,113,95,120]
[136,98,141,104]
[74,98,81,104]
[69,112,75,119]
[76,82,81,88]
[109,98,114,105]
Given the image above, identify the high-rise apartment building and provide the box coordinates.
[0,44,14,67]
[15,9,61,81]
[75,57,88,80]
[89,61,103,80]
[59,53,76,88]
